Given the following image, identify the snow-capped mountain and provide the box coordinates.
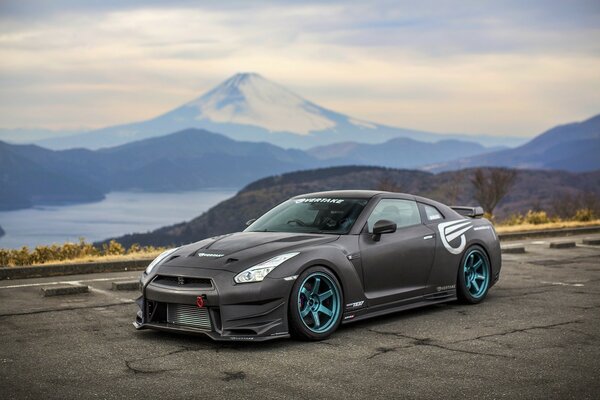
[188,73,335,135]
[39,73,520,150]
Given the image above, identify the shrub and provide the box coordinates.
[524,210,550,225]
[502,213,524,226]
[31,245,56,264]
[78,239,99,258]
[573,208,595,222]
[0,249,10,267]
[12,247,33,266]
[127,243,142,254]
[102,240,125,256]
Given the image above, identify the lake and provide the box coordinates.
[0,189,237,249]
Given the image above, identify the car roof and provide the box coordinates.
[294,190,412,200]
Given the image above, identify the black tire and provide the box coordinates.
[456,245,491,304]
[289,266,344,341]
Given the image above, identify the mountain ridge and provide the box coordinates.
[427,113,600,172]
[0,129,316,210]
[308,137,501,168]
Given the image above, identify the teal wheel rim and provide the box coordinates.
[463,249,490,299]
[297,272,341,333]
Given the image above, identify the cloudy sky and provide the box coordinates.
[1,0,599,138]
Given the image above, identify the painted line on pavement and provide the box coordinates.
[0,276,139,290]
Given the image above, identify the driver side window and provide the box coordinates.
[367,199,421,232]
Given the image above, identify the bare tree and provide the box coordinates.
[445,171,465,205]
[377,175,402,193]
[552,191,600,219]
[470,168,518,216]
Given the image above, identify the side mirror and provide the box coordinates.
[246,218,257,226]
[372,219,397,241]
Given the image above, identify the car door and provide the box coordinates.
[359,198,436,306]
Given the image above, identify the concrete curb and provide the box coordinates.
[41,285,89,297]
[549,241,576,249]
[0,259,152,281]
[112,281,140,291]
[497,225,600,241]
[501,246,526,254]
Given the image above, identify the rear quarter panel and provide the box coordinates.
[425,217,501,292]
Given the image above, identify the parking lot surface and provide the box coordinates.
[1,234,599,399]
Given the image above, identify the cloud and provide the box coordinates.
[0,0,599,137]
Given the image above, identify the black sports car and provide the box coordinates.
[134,190,501,341]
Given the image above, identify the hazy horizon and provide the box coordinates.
[1,0,599,141]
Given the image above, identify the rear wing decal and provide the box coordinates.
[451,206,484,218]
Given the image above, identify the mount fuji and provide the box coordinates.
[39,73,517,150]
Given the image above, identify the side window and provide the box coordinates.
[423,204,444,222]
[367,199,421,232]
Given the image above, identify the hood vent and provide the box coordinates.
[166,255,180,263]
[273,236,319,243]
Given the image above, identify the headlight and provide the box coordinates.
[145,247,179,275]
[234,252,300,284]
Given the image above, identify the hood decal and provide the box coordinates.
[197,252,225,258]
[438,220,473,255]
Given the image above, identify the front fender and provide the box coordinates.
[265,241,367,309]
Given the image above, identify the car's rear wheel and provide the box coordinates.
[289,267,343,340]
[457,245,491,304]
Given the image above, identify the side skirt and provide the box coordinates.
[341,290,457,324]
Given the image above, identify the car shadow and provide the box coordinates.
[132,296,498,350]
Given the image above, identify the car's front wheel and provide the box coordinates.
[289,267,343,340]
[457,245,491,304]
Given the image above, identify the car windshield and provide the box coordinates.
[245,197,368,235]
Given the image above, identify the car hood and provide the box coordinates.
[156,231,340,274]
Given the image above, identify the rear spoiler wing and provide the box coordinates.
[451,206,484,218]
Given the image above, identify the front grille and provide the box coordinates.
[166,303,211,330]
[153,275,213,289]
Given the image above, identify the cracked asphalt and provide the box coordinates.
[1,234,599,399]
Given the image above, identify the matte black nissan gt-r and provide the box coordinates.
[134,190,501,341]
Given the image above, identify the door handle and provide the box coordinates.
[423,234,435,240]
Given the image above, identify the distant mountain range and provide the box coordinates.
[0,129,312,210]
[0,127,509,211]
[37,73,524,150]
[2,110,599,211]
[0,141,105,210]
[427,114,600,172]
[106,165,600,247]
[308,137,504,168]
[0,128,81,144]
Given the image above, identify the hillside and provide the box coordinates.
[38,73,520,150]
[108,166,600,247]
[0,141,105,210]
[429,114,600,172]
[308,137,499,168]
[0,129,315,209]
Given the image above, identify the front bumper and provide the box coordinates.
[134,266,293,341]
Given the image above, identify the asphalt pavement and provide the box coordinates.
[1,234,599,399]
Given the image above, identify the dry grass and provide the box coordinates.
[495,219,600,233]
[31,250,162,266]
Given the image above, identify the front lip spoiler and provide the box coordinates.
[133,321,290,342]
